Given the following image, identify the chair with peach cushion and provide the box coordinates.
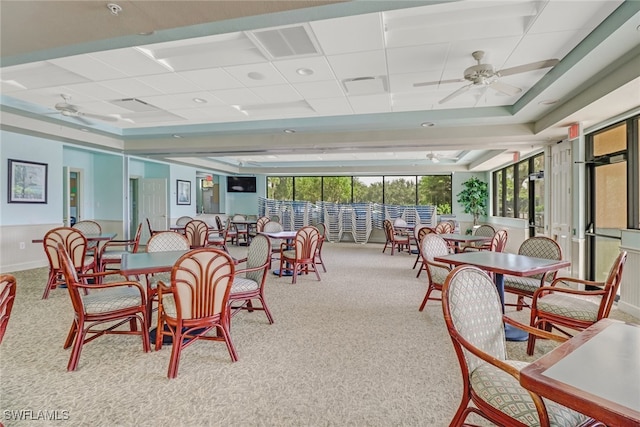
[382,219,410,255]
[42,227,96,299]
[155,248,237,378]
[527,251,627,356]
[57,243,149,371]
[279,226,321,284]
[72,220,102,257]
[418,234,452,311]
[441,265,598,427]
[462,229,507,253]
[435,221,454,234]
[0,274,17,344]
[229,234,273,323]
[459,224,495,252]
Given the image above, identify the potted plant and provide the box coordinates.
[457,176,488,226]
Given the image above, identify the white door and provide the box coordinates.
[551,141,572,274]
[139,178,167,243]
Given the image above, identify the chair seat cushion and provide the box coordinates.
[147,273,170,290]
[471,361,589,426]
[231,277,259,293]
[101,251,128,262]
[208,236,224,244]
[428,263,450,285]
[282,250,296,259]
[82,286,142,314]
[161,294,177,318]
[536,293,600,321]
[83,256,95,269]
[504,276,543,294]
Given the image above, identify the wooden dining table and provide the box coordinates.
[434,251,570,341]
[260,230,297,275]
[438,233,492,252]
[520,319,640,426]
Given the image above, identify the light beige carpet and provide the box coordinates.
[1,243,637,427]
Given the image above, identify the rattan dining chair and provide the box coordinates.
[99,222,143,272]
[527,251,627,355]
[418,234,452,311]
[279,226,321,284]
[0,274,16,344]
[382,219,410,255]
[442,265,597,427]
[184,219,209,249]
[155,248,237,378]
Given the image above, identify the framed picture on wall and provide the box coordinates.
[8,159,48,203]
[177,179,191,205]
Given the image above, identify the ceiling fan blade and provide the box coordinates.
[489,80,522,96]
[414,78,465,88]
[438,84,472,104]
[497,59,559,77]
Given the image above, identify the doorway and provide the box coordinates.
[63,168,82,226]
[129,178,139,240]
[586,122,626,284]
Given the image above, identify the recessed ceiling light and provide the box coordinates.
[421,122,435,127]
[539,99,558,105]
[284,129,296,134]
[80,128,90,132]
[138,31,154,36]
[193,98,207,104]
[107,3,122,15]
[247,72,265,80]
[296,68,314,76]
[172,134,182,139]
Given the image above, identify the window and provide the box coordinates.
[267,175,451,207]
[493,153,544,223]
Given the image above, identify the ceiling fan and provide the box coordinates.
[414,50,559,104]
[53,95,118,123]
[426,152,458,163]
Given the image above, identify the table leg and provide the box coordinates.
[494,273,528,342]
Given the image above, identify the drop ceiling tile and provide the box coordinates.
[310,12,384,55]
[89,48,170,77]
[135,74,202,94]
[60,82,129,102]
[391,91,436,112]
[272,56,336,83]
[50,54,129,81]
[347,93,392,114]
[389,71,444,93]
[210,88,262,105]
[326,50,387,80]
[293,80,345,99]
[178,68,244,91]
[0,62,89,90]
[100,78,163,98]
[170,105,246,122]
[223,62,287,87]
[386,43,450,75]
[140,92,224,111]
[507,30,589,67]
[306,97,353,115]
[251,85,303,103]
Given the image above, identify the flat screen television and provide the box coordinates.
[227,176,257,193]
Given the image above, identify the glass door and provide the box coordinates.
[586,122,627,285]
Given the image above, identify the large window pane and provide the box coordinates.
[495,170,503,216]
[384,176,416,205]
[294,177,321,202]
[418,175,452,213]
[517,162,529,219]
[323,177,352,203]
[505,166,515,217]
[595,162,626,237]
[267,176,293,200]
[353,176,383,203]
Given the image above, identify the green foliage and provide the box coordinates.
[456,176,488,225]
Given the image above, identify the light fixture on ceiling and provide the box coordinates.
[284,129,296,134]
[192,98,207,104]
[421,122,435,127]
[296,68,314,76]
[538,99,558,105]
[138,31,155,36]
[172,134,182,139]
[107,3,122,15]
[247,72,265,80]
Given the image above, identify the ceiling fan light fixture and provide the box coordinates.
[284,129,296,134]
[296,68,314,76]
[421,122,435,127]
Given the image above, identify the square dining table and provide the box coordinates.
[520,319,640,426]
[434,250,570,341]
[438,233,492,252]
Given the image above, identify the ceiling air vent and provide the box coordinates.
[343,76,387,95]
[249,24,320,59]
[110,98,158,112]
